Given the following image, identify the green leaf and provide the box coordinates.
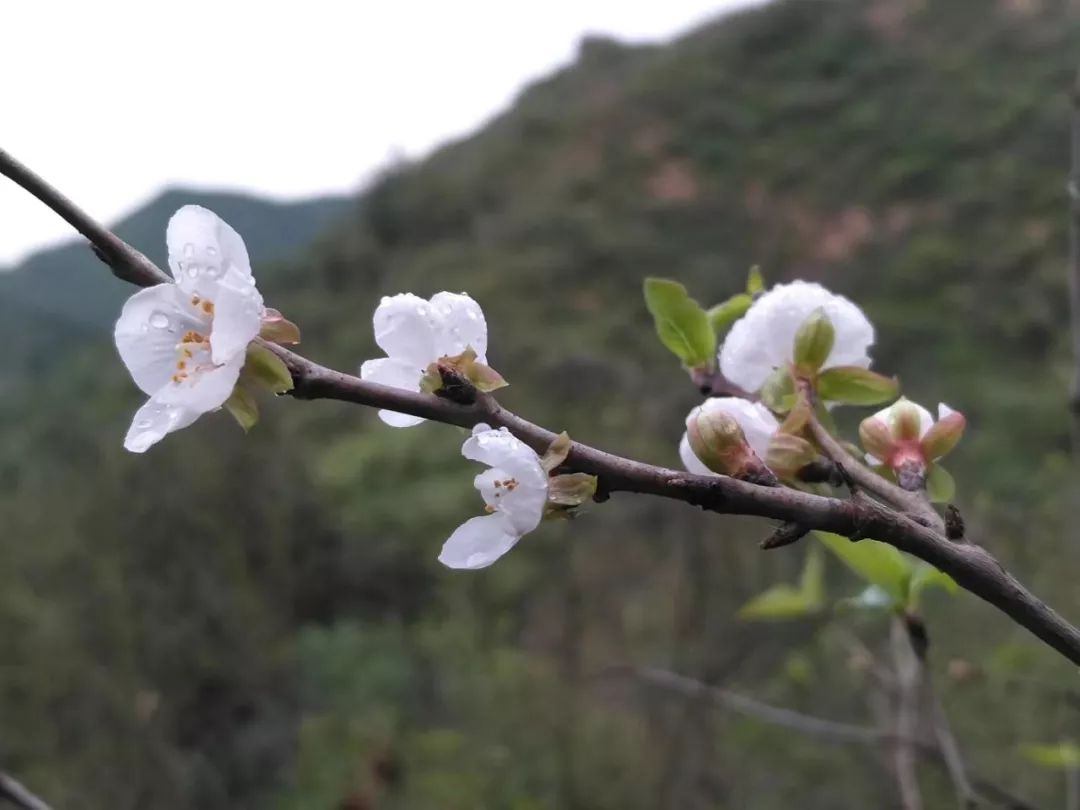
[1019,742,1080,770]
[737,585,819,621]
[926,464,955,503]
[816,366,899,405]
[909,563,958,608]
[738,547,824,621]
[643,278,716,367]
[242,343,295,394]
[793,308,835,373]
[760,366,797,413]
[747,265,765,295]
[541,432,571,473]
[224,385,259,432]
[707,293,752,337]
[815,531,912,605]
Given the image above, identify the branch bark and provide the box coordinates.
[4,146,1080,666]
[0,771,54,810]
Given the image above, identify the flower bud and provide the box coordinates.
[889,399,925,442]
[793,307,836,374]
[687,405,776,484]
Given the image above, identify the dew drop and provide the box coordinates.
[187,264,199,279]
[134,417,152,429]
[206,246,218,256]
[149,312,170,329]
[183,243,195,258]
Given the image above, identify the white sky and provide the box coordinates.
[1,0,760,266]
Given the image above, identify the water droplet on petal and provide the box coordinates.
[187,264,199,279]
[183,243,195,258]
[206,246,218,256]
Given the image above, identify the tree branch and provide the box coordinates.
[0,771,54,810]
[4,147,1080,666]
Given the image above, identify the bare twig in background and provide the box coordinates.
[4,147,1080,668]
[631,666,1032,809]
[891,618,925,810]
[0,771,53,810]
[1067,68,1080,425]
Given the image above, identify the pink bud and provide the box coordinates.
[920,410,965,461]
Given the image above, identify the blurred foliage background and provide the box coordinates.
[4,0,1080,806]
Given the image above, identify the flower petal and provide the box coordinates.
[438,514,521,570]
[719,281,874,392]
[872,398,934,439]
[166,205,252,297]
[123,354,242,452]
[462,427,547,533]
[115,284,209,396]
[359,357,425,427]
[372,293,439,368]
[429,292,488,362]
[210,266,265,365]
[679,434,715,476]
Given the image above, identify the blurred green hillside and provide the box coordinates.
[3,0,1080,807]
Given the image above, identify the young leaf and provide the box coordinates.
[792,308,835,373]
[707,293,752,337]
[747,265,765,295]
[909,563,958,609]
[1019,742,1080,770]
[815,531,912,605]
[224,386,259,432]
[816,366,899,405]
[760,366,797,413]
[643,278,716,368]
[737,585,818,621]
[838,585,897,612]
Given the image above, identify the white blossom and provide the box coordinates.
[719,280,875,393]
[439,424,548,570]
[114,206,265,453]
[679,397,779,476]
[360,292,487,427]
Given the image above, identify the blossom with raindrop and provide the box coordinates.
[360,292,490,427]
[114,205,269,452]
[439,424,549,569]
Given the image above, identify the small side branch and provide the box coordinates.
[0,771,54,810]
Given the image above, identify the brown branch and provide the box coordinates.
[0,771,54,810]
[4,148,1080,668]
[632,666,1034,809]
[891,617,925,810]
[1068,69,1080,423]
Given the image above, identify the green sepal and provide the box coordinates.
[242,343,295,394]
[434,347,509,393]
[224,385,259,432]
[926,464,955,503]
[544,473,598,519]
[643,278,716,368]
[816,366,899,405]
[541,432,572,473]
[760,366,797,413]
[792,308,835,373]
[258,308,301,345]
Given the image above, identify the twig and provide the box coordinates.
[1067,69,1080,425]
[631,666,1035,809]
[0,771,54,810]
[892,617,925,810]
[4,147,1080,668]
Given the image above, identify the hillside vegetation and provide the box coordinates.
[2,1,1079,807]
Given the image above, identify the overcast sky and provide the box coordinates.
[1,0,760,266]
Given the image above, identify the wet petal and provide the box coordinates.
[166,205,252,297]
[720,281,874,392]
[211,266,265,365]
[438,514,521,570]
[114,284,208,396]
[373,293,439,368]
[360,357,425,427]
[429,292,488,362]
[462,426,546,488]
[679,434,715,476]
[694,397,778,459]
